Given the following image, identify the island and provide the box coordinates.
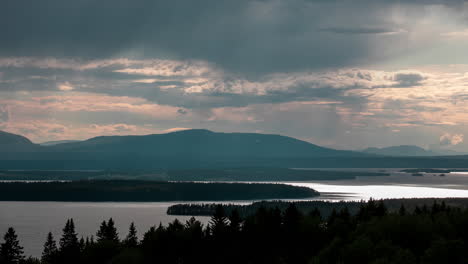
[0,180,319,201]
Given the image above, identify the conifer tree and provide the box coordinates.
[339,207,351,222]
[185,217,203,239]
[97,218,119,243]
[96,220,108,242]
[328,208,338,225]
[78,237,85,252]
[0,227,24,264]
[60,219,79,250]
[185,217,198,229]
[59,219,80,263]
[106,218,119,243]
[41,232,58,264]
[84,237,90,248]
[376,200,387,216]
[309,208,322,219]
[228,209,242,232]
[210,205,228,238]
[399,204,407,216]
[284,203,301,229]
[123,222,138,247]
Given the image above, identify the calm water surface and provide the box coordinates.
[0,202,210,257]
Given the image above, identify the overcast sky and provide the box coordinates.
[1,0,468,151]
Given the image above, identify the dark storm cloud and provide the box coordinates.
[2,0,460,75]
[87,81,366,109]
[392,72,427,87]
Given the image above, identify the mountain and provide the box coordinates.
[39,140,81,146]
[427,148,468,156]
[0,130,38,152]
[2,129,468,170]
[361,145,440,156]
[48,129,363,158]
[0,129,368,169]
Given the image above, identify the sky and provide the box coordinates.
[1,0,468,151]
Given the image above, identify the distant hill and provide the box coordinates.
[428,148,468,156]
[2,129,468,169]
[0,129,368,169]
[39,140,81,146]
[47,129,363,158]
[361,145,465,157]
[0,130,38,152]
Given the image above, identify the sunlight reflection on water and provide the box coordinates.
[286,182,468,201]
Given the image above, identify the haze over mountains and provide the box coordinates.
[360,145,466,157]
[1,129,468,170]
[39,140,81,146]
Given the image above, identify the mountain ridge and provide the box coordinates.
[0,130,39,152]
[46,128,363,158]
[361,145,466,157]
[361,145,437,156]
[3,129,468,170]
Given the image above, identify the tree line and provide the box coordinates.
[2,199,468,263]
[0,180,318,202]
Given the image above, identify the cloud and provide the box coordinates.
[0,1,467,148]
[163,127,191,133]
[439,133,464,146]
[441,29,468,38]
[177,109,188,115]
[319,27,404,35]
[391,71,427,87]
[57,82,74,91]
[0,59,448,112]
[1,0,465,75]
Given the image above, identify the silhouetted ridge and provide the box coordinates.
[0,130,37,152]
[48,129,358,158]
[361,145,439,156]
[0,130,33,145]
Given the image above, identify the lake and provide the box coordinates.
[0,202,210,257]
[288,168,468,200]
[3,169,468,257]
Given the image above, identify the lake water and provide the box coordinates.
[0,202,211,257]
[285,168,468,200]
[4,169,468,257]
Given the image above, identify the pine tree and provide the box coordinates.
[78,237,85,252]
[284,203,301,230]
[106,218,119,243]
[97,218,119,243]
[376,200,387,216]
[185,217,203,240]
[123,222,138,247]
[59,219,80,263]
[41,232,58,264]
[399,204,407,216]
[228,209,242,233]
[60,219,79,250]
[96,220,108,242]
[0,227,24,264]
[210,205,228,238]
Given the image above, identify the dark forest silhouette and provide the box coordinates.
[2,200,468,264]
[0,181,318,202]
